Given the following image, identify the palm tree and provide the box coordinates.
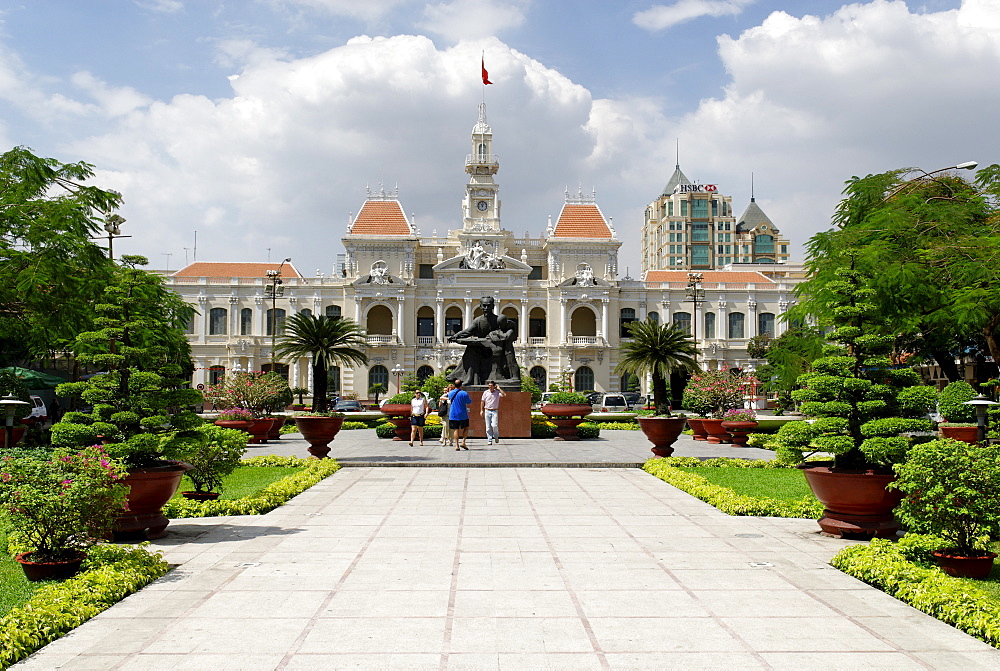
[615,320,699,414]
[273,314,369,413]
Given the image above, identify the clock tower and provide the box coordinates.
[463,102,500,230]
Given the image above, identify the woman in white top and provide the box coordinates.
[409,390,427,446]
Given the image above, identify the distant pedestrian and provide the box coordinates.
[409,390,426,446]
[448,379,471,450]
[438,383,454,446]
[481,380,505,445]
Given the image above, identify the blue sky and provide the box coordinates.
[1,0,991,276]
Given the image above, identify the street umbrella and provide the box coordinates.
[1,367,68,390]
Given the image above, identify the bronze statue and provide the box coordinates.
[447,296,520,386]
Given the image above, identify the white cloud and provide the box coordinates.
[634,0,755,31]
[70,72,153,117]
[419,0,528,42]
[134,0,184,12]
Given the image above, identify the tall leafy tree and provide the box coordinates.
[0,146,121,364]
[615,320,699,414]
[272,313,369,412]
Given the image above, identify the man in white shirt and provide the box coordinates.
[481,380,505,445]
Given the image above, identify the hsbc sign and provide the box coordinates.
[674,184,717,193]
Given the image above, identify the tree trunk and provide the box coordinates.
[983,314,1000,377]
[931,348,963,383]
[312,363,328,413]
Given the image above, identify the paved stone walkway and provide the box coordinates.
[16,431,1000,669]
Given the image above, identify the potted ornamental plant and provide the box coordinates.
[176,424,249,500]
[290,386,311,411]
[890,438,1000,579]
[937,380,979,443]
[52,256,202,540]
[380,391,415,441]
[615,320,698,456]
[0,446,129,581]
[205,371,290,443]
[771,267,939,538]
[213,407,254,432]
[721,408,758,447]
[293,410,345,458]
[539,391,593,440]
[683,369,746,444]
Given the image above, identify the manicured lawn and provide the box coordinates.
[676,466,817,502]
[171,466,305,501]
[0,529,42,618]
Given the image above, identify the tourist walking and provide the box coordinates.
[448,379,472,450]
[409,389,426,446]
[482,380,505,445]
[438,383,454,446]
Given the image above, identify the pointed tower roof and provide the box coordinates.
[661,164,692,196]
[736,198,773,233]
[551,189,613,239]
[472,102,492,135]
[349,185,413,236]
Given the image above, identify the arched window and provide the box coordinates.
[620,308,636,337]
[648,311,659,323]
[208,365,225,385]
[672,311,692,335]
[728,312,745,339]
[758,312,776,337]
[240,308,253,335]
[574,366,594,393]
[445,306,463,338]
[704,312,716,339]
[365,305,393,335]
[620,372,640,393]
[417,365,434,383]
[266,308,286,336]
[325,305,342,319]
[530,366,546,390]
[299,308,312,318]
[368,365,389,391]
[209,308,227,335]
[571,307,597,337]
[478,142,487,160]
[529,307,546,338]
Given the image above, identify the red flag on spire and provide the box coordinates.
[481,57,492,85]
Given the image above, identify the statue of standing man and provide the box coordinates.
[447,296,520,387]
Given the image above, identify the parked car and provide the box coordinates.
[622,392,645,410]
[26,395,47,421]
[593,393,628,413]
[538,392,558,408]
[333,400,363,412]
[585,391,603,406]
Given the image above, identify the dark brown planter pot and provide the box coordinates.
[686,418,708,441]
[116,461,192,540]
[291,404,306,411]
[266,417,283,441]
[933,550,997,579]
[541,404,593,441]
[380,404,413,441]
[721,421,758,447]
[181,491,221,501]
[213,419,252,433]
[16,550,87,582]
[247,418,275,444]
[939,424,979,444]
[637,416,688,457]
[294,415,345,458]
[3,425,27,447]
[700,418,732,444]
[799,464,903,539]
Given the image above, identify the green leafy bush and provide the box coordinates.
[938,381,977,423]
[531,419,557,438]
[177,425,249,494]
[546,391,588,405]
[594,421,640,430]
[375,423,397,438]
[341,421,368,430]
[576,422,600,439]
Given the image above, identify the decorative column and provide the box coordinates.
[254,295,265,337]
[520,299,529,343]
[638,298,646,321]
[778,299,790,338]
[747,298,758,339]
[229,295,239,335]
[354,296,362,325]
[600,298,609,342]
[435,296,444,344]
[559,297,568,345]
[395,294,406,345]
[464,296,473,328]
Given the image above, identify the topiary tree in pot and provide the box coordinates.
[937,380,979,443]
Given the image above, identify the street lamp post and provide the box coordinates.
[883,161,978,201]
[92,213,131,260]
[265,258,291,374]
[0,394,30,449]
[964,394,999,444]
[391,364,405,393]
[685,272,704,362]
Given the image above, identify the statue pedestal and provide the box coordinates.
[464,391,532,438]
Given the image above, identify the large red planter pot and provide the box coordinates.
[721,421,758,447]
[116,461,192,540]
[380,404,413,441]
[933,550,997,579]
[637,416,688,457]
[799,464,903,539]
[700,418,732,444]
[294,416,345,458]
[540,404,593,441]
[15,551,87,582]
[266,417,284,441]
[686,418,708,441]
[2,425,27,448]
[939,424,979,444]
[247,418,275,444]
[213,419,252,433]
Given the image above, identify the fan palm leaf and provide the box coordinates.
[615,320,699,413]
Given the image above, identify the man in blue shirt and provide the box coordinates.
[448,379,472,450]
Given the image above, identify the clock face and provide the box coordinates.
[477,200,489,211]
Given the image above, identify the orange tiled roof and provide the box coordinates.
[551,203,612,239]
[350,200,411,235]
[643,270,775,284]
[172,262,302,279]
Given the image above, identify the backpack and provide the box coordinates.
[438,396,449,417]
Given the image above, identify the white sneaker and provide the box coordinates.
[487,439,493,445]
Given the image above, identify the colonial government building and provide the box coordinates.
[168,104,803,398]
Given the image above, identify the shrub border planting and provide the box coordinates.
[642,457,823,518]
[0,543,170,668]
[163,455,340,518]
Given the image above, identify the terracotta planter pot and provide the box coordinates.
[700,418,732,444]
[540,404,593,441]
[686,418,708,441]
[380,404,413,441]
[181,491,221,501]
[2,425,27,448]
[213,419,252,433]
[637,416,688,457]
[294,415,345,458]
[291,404,306,411]
[15,550,87,582]
[247,418,275,444]
[721,420,758,447]
[265,417,283,441]
[116,461,192,540]
[799,464,903,539]
[939,424,979,444]
[933,550,997,579]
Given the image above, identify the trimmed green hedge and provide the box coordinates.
[163,456,340,518]
[643,457,823,518]
[831,535,1000,648]
[0,543,170,668]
